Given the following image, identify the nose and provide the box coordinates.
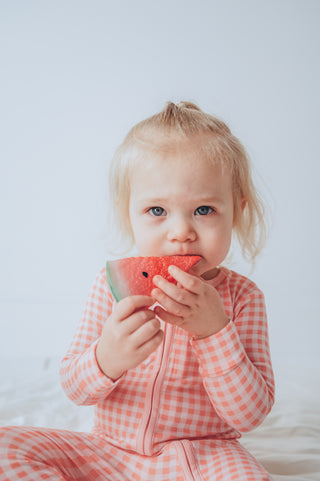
[167,216,197,243]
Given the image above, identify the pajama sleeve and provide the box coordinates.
[191,282,275,433]
[60,268,119,406]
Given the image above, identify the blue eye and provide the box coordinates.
[195,206,214,215]
[148,207,166,216]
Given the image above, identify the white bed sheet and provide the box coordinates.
[1,357,319,480]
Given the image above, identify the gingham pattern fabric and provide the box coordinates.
[0,267,275,480]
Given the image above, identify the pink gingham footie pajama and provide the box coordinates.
[0,267,275,480]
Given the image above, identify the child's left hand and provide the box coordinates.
[152,265,229,339]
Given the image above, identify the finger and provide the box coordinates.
[151,287,190,318]
[154,306,184,327]
[114,295,155,321]
[153,275,195,305]
[135,329,164,360]
[167,265,202,294]
[123,308,157,335]
[130,317,162,348]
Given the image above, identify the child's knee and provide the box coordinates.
[0,425,16,446]
[0,426,29,459]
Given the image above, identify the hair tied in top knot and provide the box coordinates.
[161,101,202,128]
[176,101,202,111]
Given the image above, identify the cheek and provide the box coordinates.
[129,217,143,251]
[132,226,160,255]
[135,240,160,256]
[221,222,233,250]
[207,222,233,259]
[131,226,146,249]
[220,232,233,258]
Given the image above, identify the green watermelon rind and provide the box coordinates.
[106,261,122,302]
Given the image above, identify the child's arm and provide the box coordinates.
[152,267,275,433]
[60,268,162,405]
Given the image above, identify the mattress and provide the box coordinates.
[1,356,319,480]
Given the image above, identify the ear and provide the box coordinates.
[233,198,247,228]
[241,198,247,212]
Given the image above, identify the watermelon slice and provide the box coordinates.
[106,255,201,302]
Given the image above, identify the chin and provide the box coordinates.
[200,268,219,280]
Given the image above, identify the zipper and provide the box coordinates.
[176,440,203,481]
[137,322,174,455]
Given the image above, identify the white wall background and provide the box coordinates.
[1,0,319,372]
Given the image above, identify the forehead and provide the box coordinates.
[129,142,232,202]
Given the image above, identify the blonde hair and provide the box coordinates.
[109,101,267,264]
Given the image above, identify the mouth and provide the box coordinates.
[170,253,202,258]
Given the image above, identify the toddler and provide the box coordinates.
[0,102,275,480]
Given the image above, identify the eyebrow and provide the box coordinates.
[137,196,226,205]
[196,196,225,203]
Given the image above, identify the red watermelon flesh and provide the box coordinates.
[106,255,201,302]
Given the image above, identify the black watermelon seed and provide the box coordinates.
[142,271,148,278]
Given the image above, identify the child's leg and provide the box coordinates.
[0,425,128,481]
[194,438,272,481]
[0,426,272,481]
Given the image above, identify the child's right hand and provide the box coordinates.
[96,296,163,381]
